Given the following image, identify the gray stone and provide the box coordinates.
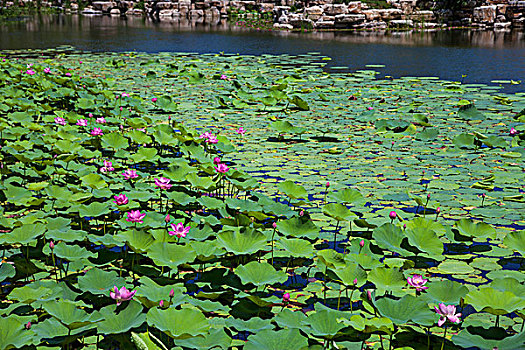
[473,5,497,24]
[389,19,413,27]
[347,1,361,13]
[494,21,512,29]
[110,8,120,15]
[91,1,115,12]
[159,9,173,16]
[334,13,365,23]
[190,9,204,17]
[316,20,335,28]
[322,4,347,15]
[305,6,323,16]
[259,3,274,12]
[273,23,294,29]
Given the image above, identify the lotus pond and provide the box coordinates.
[0,49,524,350]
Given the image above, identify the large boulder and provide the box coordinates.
[323,4,348,16]
[389,19,413,27]
[91,1,115,12]
[473,5,497,24]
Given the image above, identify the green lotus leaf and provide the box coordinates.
[167,191,197,206]
[452,328,525,350]
[424,280,469,305]
[271,120,296,134]
[317,249,346,269]
[190,240,224,261]
[217,228,267,255]
[277,180,308,200]
[97,300,146,334]
[435,260,474,275]
[453,133,475,149]
[454,219,496,239]
[373,223,412,256]
[42,300,100,329]
[322,203,357,222]
[465,287,525,315]
[131,331,166,350]
[146,307,210,339]
[457,104,485,120]
[225,317,273,332]
[375,295,435,326]
[503,230,525,256]
[117,229,154,253]
[0,317,34,350]
[80,173,107,190]
[32,317,70,339]
[8,285,53,304]
[482,135,507,148]
[78,268,126,296]
[329,188,364,205]
[235,261,288,287]
[0,223,46,245]
[101,132,129,150]
[174,328,231,349]
[78,202,110,218]
[334,262,368,287]
[147,242,196,269]
[199,196,226,210]
[302,309,345,338]
[277,237,314,257]
[245,329,308,350]
[137,276,187,307]
[274,308,307,329]
[416,128,439,141]
[0,262,15,282]
[490,277,525,298]
[127,129,152,145]
[186,173,215,190]
[53,242,97,261]
[368,267,406,294]
[405,217,446,236]
[405,227,443,257]
[276,217,320,240]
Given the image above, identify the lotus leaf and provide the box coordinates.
[375,295,435,326]
[217,228,267,255]
[78,268,126,296]
[97,300,146,334]
[465,287,525,315]
[146,307,210,338]
[235,261,288,287]
[244,329,308,350]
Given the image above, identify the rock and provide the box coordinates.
[389,19,413,27]
[190,9,204,17]
[322,4,347,15]
[110,8,120,15]
[347,1,361,14]
[259,3,274,12]
[305,6,323,16]
[156,2,173,9]
[410,10,434,21]
[82,8,103,15]
[378,9,403,21]
[91,1,115,12]
[316,20,335,28]
[273,23,294,29]
[159,9,173,17]
[473,5,497,24]
[494,21,512,29]
[362,9,381,21]
[334,13,365,23]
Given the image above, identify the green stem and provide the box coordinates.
[441,327,447,350]
[271,227,276,265]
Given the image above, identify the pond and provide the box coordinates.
[0,14,524,92]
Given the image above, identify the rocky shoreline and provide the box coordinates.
[4,0,524,31]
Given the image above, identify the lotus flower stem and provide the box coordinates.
[337,289,342,310]
[333,221,340,249]
[440,327,447,350]
[271,227,276,265]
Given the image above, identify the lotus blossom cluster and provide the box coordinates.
[76,119,88,126]
[126,210,145,223]
[434,303,461,327]
[200,132,218,144]
[113,194,129,206]
[154,177,172,190]
[123,169,138,180]
[110,286,136,306]
[96,117,107,124]
[26,69,35,75]
[237,127,246,136]
[91,127,103,136]
[168,222,190,238]
[407,274,428,291]
[100,160,114,173]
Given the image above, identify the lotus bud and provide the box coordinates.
[389,211,397,220]
[165,214,170,223]
[367,290,372,301]
[152,97,157,102]
[49,241,55,249]
[326,181,330,188]
[427,193,431,199]
[359,240,364,248]
[353,278,358,285]
[510,127,518,136]
[159,300,164,307]
[88,113,93,118]
[436,207,441,214]
[482,193,486,198]
[272,222,277,229]
[283,293,290,302]
[299,210,304,217]
[169,289,175,298]
[403,223,407,230]
[25,321,31,330]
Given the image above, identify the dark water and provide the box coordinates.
[1,14,524,92]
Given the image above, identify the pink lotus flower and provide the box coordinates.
[272,222,277,229]
[510,127,518,136]
[100,160,114,173]
[122,169,138,180]
[110,286,136,306]
[44,68,50,73]
[168,222,190,238]
[434,303,461,327]
[76,119,88,126]
[121,92,129,98]
[237,127,245,135]
[26,69,35,75]
[207,135,218,144]
[88,113,93,118]
[126,210,145,223]
[367,106,373,110]
[200,132,211,139]
[154,177,172,190]
[49,241,55,249]
[220,74,228,80]
[213,157,221,165]
[152,97,157,102]
[407,274,428,291]
[214,163,229,174]
[389,211,397,220]
[113,194,129,206]
[283,293,290,302]
[65,72,72,77]
[25,321,31,330]
[91,128,103,136]
[169,289,175,297]
[96,117,107,124]
[54,117,66,126]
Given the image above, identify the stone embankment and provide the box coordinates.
[6,0,525,30]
